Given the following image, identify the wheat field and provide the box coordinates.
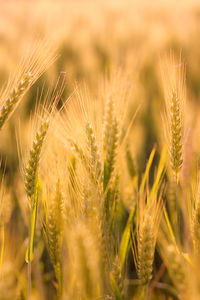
[1,0,200,299]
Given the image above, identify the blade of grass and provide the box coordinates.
[109,272,123,300]
[119,204,137,271]
[139,145,156,198]
[147,146,167,206]
[162,202,175,242]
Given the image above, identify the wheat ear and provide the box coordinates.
[162,57,185,184]
[166,245,187,294]
[103,97,119,190]
[25,119,49,200]
[137,214,155,285]
[46,179,64,295]
[86,121,102,184]
[0,73,32,130]
[169,88,183,183]
[112,256,124,298]
[25,118,49,265]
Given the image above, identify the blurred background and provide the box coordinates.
[1,0,200,194]
[1,0,200,174]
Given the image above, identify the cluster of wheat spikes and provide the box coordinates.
[1,44,200,300]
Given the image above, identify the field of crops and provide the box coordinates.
[1,1,200,299]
